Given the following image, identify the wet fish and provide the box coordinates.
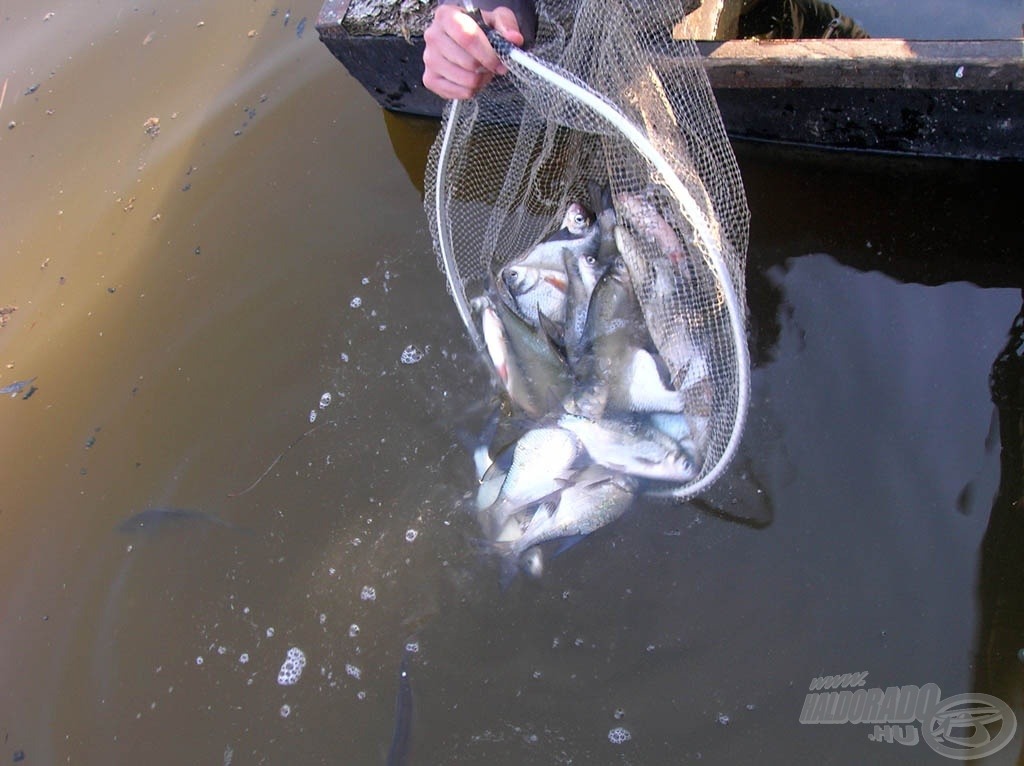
[615,190,686,266]
[1,376,36,398]
[477,295,571,418]
[562,246,608,370]
[386,647,414,766]
[560,202,593,237]
[588,182,620,266]
[497,203,601,328]
[503,465,636,564]
[557,412,700,483]
[500,264,569,329]
[116,507,234,533]
[481,426,583,536]
[568,256,659,419]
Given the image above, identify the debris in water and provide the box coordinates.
[227,421,324,498]
[319,392,331,409]
[247,29,257,38]
[143,116,160,137]
[296,17,306,37]
[0,305,16,328]
[1,377,36,398]
[24,84,39,96]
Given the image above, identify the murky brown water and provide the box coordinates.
[3,1,1024,764]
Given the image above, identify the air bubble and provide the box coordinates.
[614,708,625,720]
[348,624,360,638]
[345,664,361,680]
[405,641,419,654]
[239,653,249,664]
[404,529,418,542]
[280,704,291,718]
[196,656,204,666]
[400,345,424,365]
[350,296,362,308]
[356,690,366,701]
[308,409,317,424]
[716,713,730,726]
[360,586,376,602]
[608,727,631,744]
[266,627,275,638]
[319,392,331,409]
[319,613,327,625]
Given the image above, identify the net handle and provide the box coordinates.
[484,30,750,499]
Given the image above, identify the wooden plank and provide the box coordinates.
[694,38,1024,90]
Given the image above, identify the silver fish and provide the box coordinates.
[481,426,584,535]
[562,246,608,371]
[497,203,602,328]
[568,256,654,419]
[500,265,568,329]
[560,202,593,237]
[508,465,636,560]
[476,295,571,418]
[557,412,700,483]
[615,190,687,267]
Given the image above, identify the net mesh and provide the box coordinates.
[425,0,749,498]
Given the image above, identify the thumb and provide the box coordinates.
[484,7,524,48]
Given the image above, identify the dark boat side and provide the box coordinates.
[316,0,1024,161]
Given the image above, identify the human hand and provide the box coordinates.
[422,4,525,100]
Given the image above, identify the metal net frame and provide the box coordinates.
[425,0,750,499]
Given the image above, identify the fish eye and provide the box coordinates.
[585,255,598,265]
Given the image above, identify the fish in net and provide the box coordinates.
[424,0,750,576]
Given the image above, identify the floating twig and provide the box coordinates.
[227,420,326,498]
[0,78,8,111]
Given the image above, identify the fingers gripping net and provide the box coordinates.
[425,0,750,498]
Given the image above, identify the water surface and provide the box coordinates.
[2,1,1023,764]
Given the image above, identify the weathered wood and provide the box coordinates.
[316,0,1024,160]
[674,0,742,41]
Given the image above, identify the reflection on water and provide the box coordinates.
[2,0,1024,763]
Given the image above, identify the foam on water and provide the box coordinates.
[608,727,631,744]
[277,647,307,686]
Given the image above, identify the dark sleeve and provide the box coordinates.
[438,0,538,48]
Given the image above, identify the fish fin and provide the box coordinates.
[536,309,565,353]
[552,534,586,557]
